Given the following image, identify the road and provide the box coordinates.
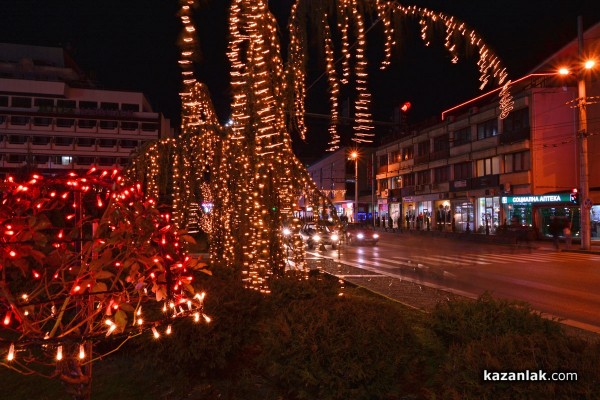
[307,232,600,333]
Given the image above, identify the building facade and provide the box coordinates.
[0,43,172,177]
[304,147,375,223]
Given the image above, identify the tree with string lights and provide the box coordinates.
[0,171,210,400]
[128,0,512,292]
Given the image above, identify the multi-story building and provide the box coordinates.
[304,146,375,222]
[0,43,172,177]
[375,21,599,239]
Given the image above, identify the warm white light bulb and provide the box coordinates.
[584,60,596,70]
[7,343,15,361]
[79,344,85,360]
[56,346,63,361]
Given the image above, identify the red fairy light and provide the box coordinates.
[58,230,64,239]
[7,176,14,182]
[73,285,81,293]
[53,272,59,279]
[97,196,103,208]
[100,170,108,178]
[66,214,75,220]
[9,250,16,257]
[150,272,156,279]
[111,169,118,178]
[87,167,97,175]
[161,235,166,245]
[115,262,121,267]
[32,270,40,279]
[153,258,159,263]
[50,191,56,197]
[68,172,77,177]
[4,230,14,236]
[61,192,69,199]
[3,311,12,325]
[72,202,77,209]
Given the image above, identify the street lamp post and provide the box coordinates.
[576,16,593,250]
[350,151,358,223]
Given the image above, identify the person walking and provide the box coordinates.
[549,216,561,251]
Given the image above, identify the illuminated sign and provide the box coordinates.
[501,194,573,204]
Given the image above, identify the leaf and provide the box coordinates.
[92,282,108,294]
[114,309,128,330]
[119,303,135,313]
[94,270,115,280]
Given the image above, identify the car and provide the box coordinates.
[300,222,341,250]
[345,223,379,246]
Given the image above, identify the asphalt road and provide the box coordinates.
[307,232,600,333]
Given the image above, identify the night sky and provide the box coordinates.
[2,0,600,160]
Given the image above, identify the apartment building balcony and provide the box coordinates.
[471,136,499,151]
[429,148,449,162]
[414,153,429,164]
[470,174,500,190]
[499,127,530,145]
[430,182,450,193]
[415,183,431,194]
[498,139,530,154]
[449,143,471,157]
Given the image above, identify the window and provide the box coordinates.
[31,136,51,145]
[79,101,98,109]
[10,116,29,125]
[35,155,50,164]
[390,150,401,162]
[56,118,75,128]
[33,117,52,126]
[99,139,117,148]
[141,122,158,132]
[433,135,449,152]
[121,122,138,131]
[56,100,76,110]
[477,119,498,140]
[416,170,431,185]
[379,154,388,166]
[0,96,8,107]
[77,156,95,165]
[476,156,500,177]
[401,146,413,160]
[453,162,472,180]
[403,173,415,187]
[11,97,32,108]
[77,138,95,146]
[99,120,118,130]
[121,103,139,112]
[100,102,119,110]
[504,151,530,173]
[78,119,97,129]
[7,154,28,163]
[417,140,430,156]
[433,166,450,183]
[102,158,117,166]
[8,135,29,144]
[59,156,73,165]
[503,107,529,133]
[0,116,6,124]
[452,126,471,146]
[120,139,139,148]
[34,98,54,109]
[54,137,74,146]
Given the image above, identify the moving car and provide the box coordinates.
[345,223,379,246]
[300,223,341,250]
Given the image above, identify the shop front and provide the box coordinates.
[477,196,501,234]
[451,198,474,233]
[434,199,453,231]
[402,197,416,230]
[501,193,579,238]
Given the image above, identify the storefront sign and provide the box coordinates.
[402,197,414,202]
[501,194,572,204]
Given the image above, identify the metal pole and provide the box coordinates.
[371,152,375,228]
[354,157,358,223]
[577,16,591,250]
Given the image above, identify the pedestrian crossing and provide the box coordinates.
[372,251,600,268]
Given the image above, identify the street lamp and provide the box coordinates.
[560,17,597,250]
[350,150,359,223]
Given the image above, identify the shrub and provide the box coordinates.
[258,274,423,400]
[430,292,562,346]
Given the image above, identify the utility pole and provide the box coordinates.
[577,16,591,250]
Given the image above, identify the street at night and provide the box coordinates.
[308,232,600,332]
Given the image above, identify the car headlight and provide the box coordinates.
[373,233,379,239]
[331,234,339,242]
[357,233,364,239]
[312,234,321,242]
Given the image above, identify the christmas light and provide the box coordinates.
[7,343,15,361]
[79,344,86,360]
[56,346,63,361]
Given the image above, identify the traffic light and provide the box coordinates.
[570,188,580,204]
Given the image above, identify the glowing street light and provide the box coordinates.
[350,150,359,223]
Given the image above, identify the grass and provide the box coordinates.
[1,270,599,400]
